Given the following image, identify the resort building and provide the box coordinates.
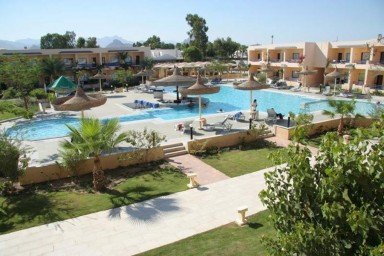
[0,46,151,86]
[151,48,183,62]
[248,38,384,90]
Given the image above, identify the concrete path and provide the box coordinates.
[0,167,271,256]
[167,154,230,185]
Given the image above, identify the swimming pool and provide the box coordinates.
[6,85,376,140]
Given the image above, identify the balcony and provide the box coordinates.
[77,63,97,69]
[269,59,282,63]
[286,59,300,63]
[355,60,369,65]
[249,58,262,63]
[331,60,350,64]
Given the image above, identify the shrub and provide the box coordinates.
[126,128,166,149]
[2,87,18,99]
[29,88,48,100]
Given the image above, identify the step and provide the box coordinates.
[162,142,184,149]
[164,150,188,158]
[163,146,186,154]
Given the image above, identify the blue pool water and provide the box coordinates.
[7,85,376,140]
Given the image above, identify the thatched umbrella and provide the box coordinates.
[134,68,154,84]
[326,68,342,95]
[297,66,317,92]
[180,73,220,127]
[52,87,107,117]
[92,72,110,92]
[152,66,196,101]
[233,73,268,118]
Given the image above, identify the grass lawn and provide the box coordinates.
[0,163,187,234]
[140,210,274,256]
[200,141,285,177]
[0,104,39,121]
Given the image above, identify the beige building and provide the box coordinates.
[0,46,151,86]
[248,37,384,90]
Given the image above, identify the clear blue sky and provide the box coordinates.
[0,0,383,45]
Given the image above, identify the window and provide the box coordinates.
[124,56,132,63]
[102,57,106,63]
[361,52,370,61]
[63,58,73,66]
[292,53,299,60]
[277,53,281,61]
[77,58,87,64]
[136,56,140,65]
[346,53,350,62]
[292,71,299,79]
[257,53,261,60]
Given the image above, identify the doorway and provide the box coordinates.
[375,75,383,85]
[338,53,342,62]
[135,56,140,65]
[380,52,384,64]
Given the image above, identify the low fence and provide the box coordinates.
[187,130,272,153]
[274,117,374,140]
[20,147,164,185]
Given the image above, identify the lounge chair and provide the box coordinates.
[265,108,284,124]
[227,112,245,121]
[338,90,353,98]
[203,117,232,132]
[290,84,302,92]
[271,81,289,90]
[322,86,332,96]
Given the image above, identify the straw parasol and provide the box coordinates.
[134,68,154,84]
[180,73,220,127]
[233,73,268,119]
[52,87,107,117]
[92,72,110,92]
[153,66,196,101]
[326,68,342,95]
[297,66,317,92]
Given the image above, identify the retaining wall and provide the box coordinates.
[20,147,164,185]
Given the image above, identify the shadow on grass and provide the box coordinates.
[248,222,263,230]
[0,193,64,234]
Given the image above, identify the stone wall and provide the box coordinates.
[20,147,164,185]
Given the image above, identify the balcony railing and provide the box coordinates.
[331,60,350,64]
[286,59,300,63]
[77,63,97,69]
[270,59,282,63]
[356,60,369,64]
[249,58,262,62]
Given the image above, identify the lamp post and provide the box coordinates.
[189,124,193,140]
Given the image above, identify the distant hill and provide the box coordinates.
[105,39,132,48]
[97,36,133,47]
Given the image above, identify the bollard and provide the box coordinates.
[249,118,253,130]
[287,116,291,127]
[190,124,193,140]
[236,206,248,226]
[187,173,199,188]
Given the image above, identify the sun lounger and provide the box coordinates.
[227,112,245,121]
[290,85,302,92]
[265,108,284,124]
[175,120,194,133]
[271,81,289,90]
[203,117,232,132]
[322,86,332,96]
[338,91,353,98]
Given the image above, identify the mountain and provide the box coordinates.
[105,39,132,48]
[0,38,40,50]
[97,36,133,47]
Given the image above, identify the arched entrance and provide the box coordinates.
[375,74,383,86]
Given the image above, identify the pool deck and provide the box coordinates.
[6,87,380,167]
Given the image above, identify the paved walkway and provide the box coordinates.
[167,154,230,185]
[0,167,271,256]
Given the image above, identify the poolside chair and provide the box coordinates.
[203,117,232,132]
[227,112,245,121]
[322,86,332,96]
[266,109,278,124]
[290,84,302,92]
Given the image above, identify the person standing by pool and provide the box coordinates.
[251,99,258,120]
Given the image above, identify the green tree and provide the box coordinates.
[186,14,209,58]
[207,61,226,76]
[40,57,65,83]
[239,44,248,59]
[0,55,40,111]
[212,37,240,60]
[182,46,203,62]
[206,42,215,58]
[40,31,76,49]
[59,118,128,191]
[260,128,384,255]
[133,41,143,47]
[323,100,357,135]
[113,69,134,87]
[76,37,86,48]
[144,35,162,49]
[117,52,131,70]
[140,57,155,69]
[85,37,98,48]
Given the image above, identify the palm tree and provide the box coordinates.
[59,118,128,191]
[117,52,130,70]
[41,57,65,83]
[323,100,357,135]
